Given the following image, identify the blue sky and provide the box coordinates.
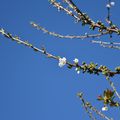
[0,0,120,120]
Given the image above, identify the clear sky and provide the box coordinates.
[0,0,120,120]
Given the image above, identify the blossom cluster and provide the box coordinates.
[58,57,81,74]
[106,1,115,8]
[58,57,67,67]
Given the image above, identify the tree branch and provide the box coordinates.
[30,22,108,39]
[49,0,120,35]
[0,28,120,78]
[91,40,120,50]
[77,92,113,120]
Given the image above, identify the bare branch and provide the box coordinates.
[63,0,93,24]
[49,0,120,35]
[30,22,108,40]
[77,92,97,120]
[77,93,113,120]
[108,79,120,100]
[50,0,79,21]
[91,40,120,50]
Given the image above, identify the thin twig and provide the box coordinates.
[106,0,112,25]
[63,0,93,24]
[77,92,97,120]
[77,92,113,120]
[101,44,120,50]
[91,40,120,45]
[50,0,79,21]
[30,22,108,39]
[91,40,120,50]
[108,79,120,100]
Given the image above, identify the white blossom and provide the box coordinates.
[58,57,67,67]
[110,2,115,6]
[75,68,78,71]
[106,4,111,8]
[77,71,80,74]
[75,68,80,74]
[102,106,108,111]
[73,58,79,64]
[106,2,115,8]
[85,32,88,36]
